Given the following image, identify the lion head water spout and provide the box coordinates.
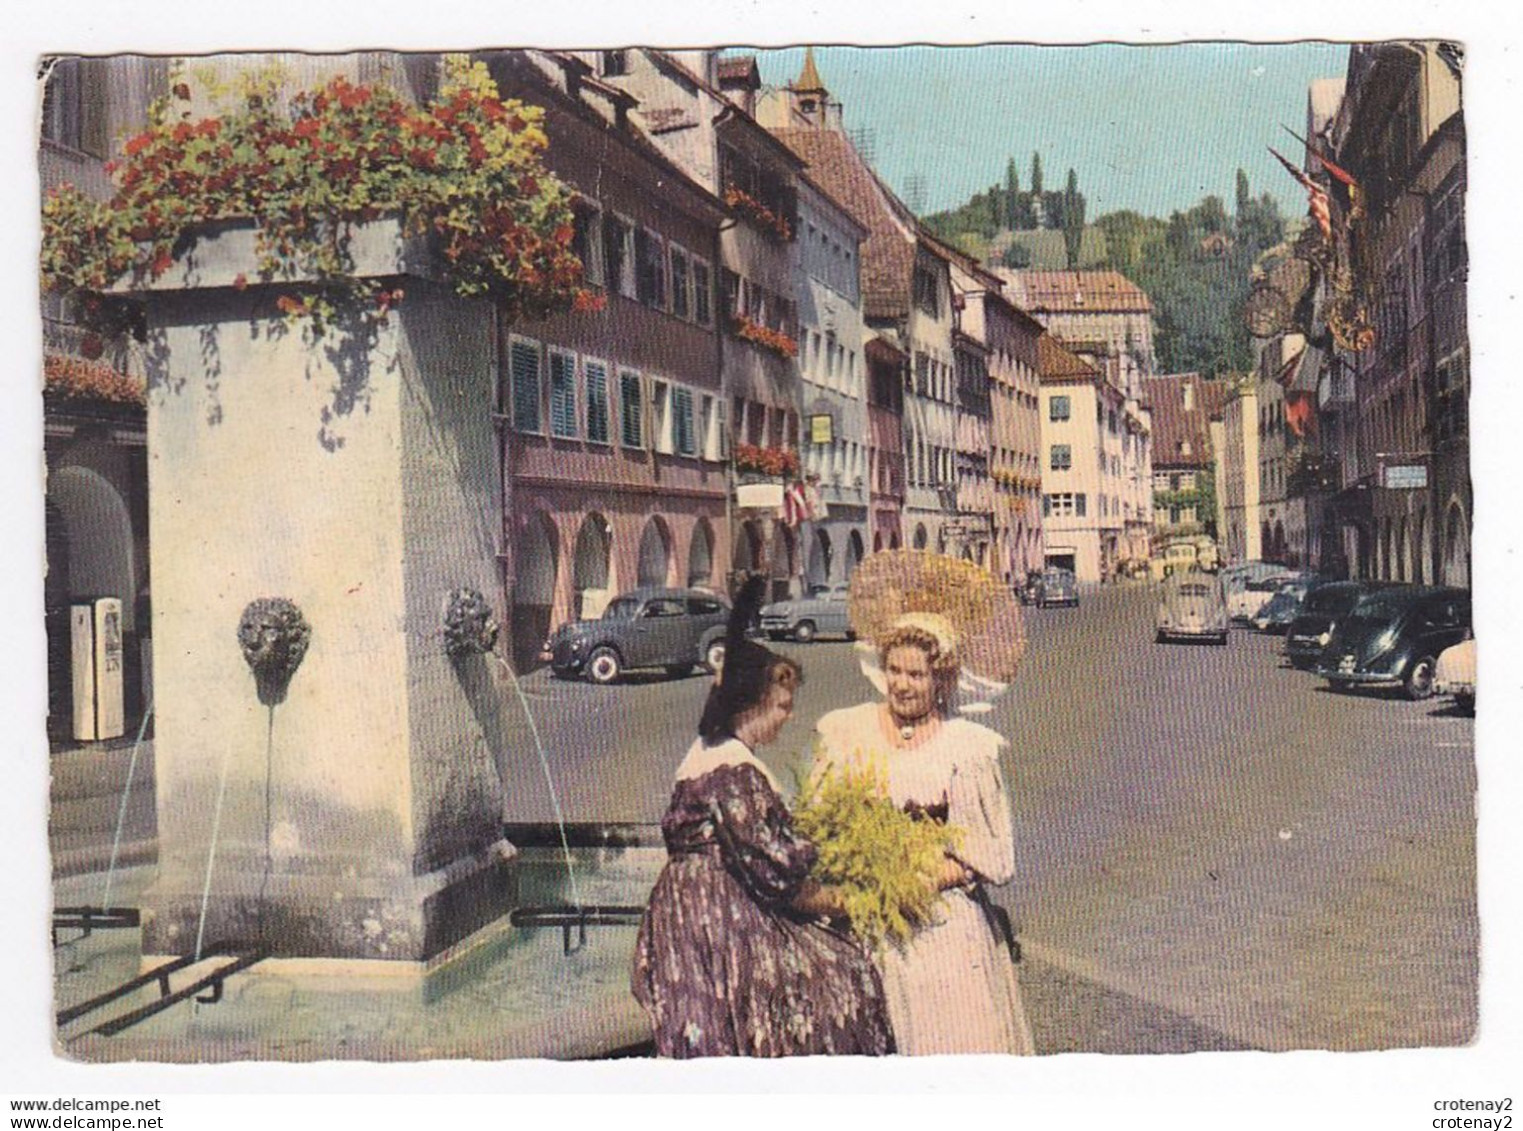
[237,598,311,706]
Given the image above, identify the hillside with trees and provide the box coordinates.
[921,159,1287,377]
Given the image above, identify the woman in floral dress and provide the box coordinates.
[631,578,893,1058]
[814,612,1035,1055]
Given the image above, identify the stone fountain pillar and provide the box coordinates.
[132,221,516,964]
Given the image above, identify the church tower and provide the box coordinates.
[787,47,834,128]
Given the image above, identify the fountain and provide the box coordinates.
[129,220,518,972]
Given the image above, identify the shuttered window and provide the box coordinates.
[585,359,610,445]
[510,339,542,433]
[673,387,696,456]
[620,371,643,449]
[549,350,577,438]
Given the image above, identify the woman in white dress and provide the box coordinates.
[814,612,1035,1055]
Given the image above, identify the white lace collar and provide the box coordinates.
[674,737,781,791]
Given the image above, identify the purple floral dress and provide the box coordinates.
[632,739,894,1058]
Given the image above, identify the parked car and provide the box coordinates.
[1016,570,1045,606]
[1036,567,1079,608]
[542,587,730,684]
[1434,635,1476,714]
[759,584,852,642]
[1226,571,1302,623]
[1315,586,1471,700]
[1151,536,1219,580]
[1283,581,1389,670]
[1253,576,1320,633]
[1155,570,1228,644]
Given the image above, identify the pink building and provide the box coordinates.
[484,52,732,668]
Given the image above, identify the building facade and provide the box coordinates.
[865,333,907,553]
[1037,334,1117,582]
[1323,42,1468,587]
[1219,378,1262,565]
[482,51,734,666]
[594,48,810,598]
[793,175,871,588]
[1144,372,1225,547]
[1001,269,1156,566]
[766,57,961,558]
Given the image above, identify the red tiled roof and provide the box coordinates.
[717,55,758,84]
[1144,372,1225,469]
[1038,333,1098,382]
[1003,269,1153,314]
[769,127,916,321]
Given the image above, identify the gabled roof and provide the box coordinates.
[1038,333,1099,383]
[770,126,917,321]
[1000,269,1153,314]
[717,55,759,86]
[1144,372,1224,469]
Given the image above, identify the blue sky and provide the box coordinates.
[744,43,1351,221]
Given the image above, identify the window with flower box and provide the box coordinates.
[509,337,543,434]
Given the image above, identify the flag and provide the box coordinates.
[782,480,810,527]
[1269,147,1331,241]
[1285,391,1317,439]
[1281,125,1358,189]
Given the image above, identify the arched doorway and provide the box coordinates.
[1443,500,1469,588]
[1273,521,1286,563]
[807,528,833,590]
[846,530,865,577]
[1261,522,1273,562]
[573,513,614,619]
[638,516,673,588]
[890,532,902,550]
[913,523,928,551]
[687,518,715,589]
[513,510,558,669]
[873,531,884,554]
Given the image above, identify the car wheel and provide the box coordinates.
[1325,678,1351,694]
[1454,691,1475,715]
[844,629,857,642]
[793,620,817,643]
[1154,630,1167,644]
[1215,633,1229,646]
[585,646,622,685]
[1403,655,1437,701]
[704,639,726,674]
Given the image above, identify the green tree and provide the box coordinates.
[1030,151,1044,197]
[1005,157,1020,229]
[1236,168,1251,218]
[1062,168,1086,269]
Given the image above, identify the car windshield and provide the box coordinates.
[603,597,640,620]
[1303,586,1360,615]
[1178,583,1212,598]
[1352,591,1419,620]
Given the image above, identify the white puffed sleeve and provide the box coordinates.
[947,728,1016,886]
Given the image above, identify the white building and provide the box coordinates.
[794,174,871,586]
[1037,334,1121,582]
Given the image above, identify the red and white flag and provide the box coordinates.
[782,481,810,526]
[1269,146,1331,241]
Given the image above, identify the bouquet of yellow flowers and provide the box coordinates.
[793,753,961,947]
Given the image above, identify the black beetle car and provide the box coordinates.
[1315,585,1471,700]
[1284,581,1391,670]
[542,587,730,684]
